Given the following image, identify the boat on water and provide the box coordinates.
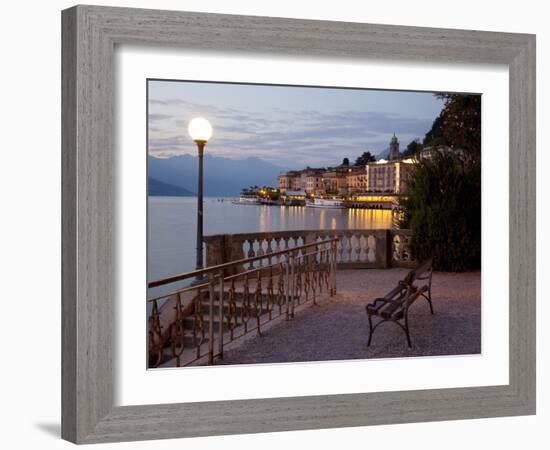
[233,186,284,206]
[232,191,261,205]
[306,197,346,209]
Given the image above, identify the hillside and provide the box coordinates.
[148,154,286,196]
[148,178,195,197]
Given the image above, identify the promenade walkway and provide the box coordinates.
[214,268,481,365]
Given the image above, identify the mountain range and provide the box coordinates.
[148,150,394,197]
[148,154,287,197]
[376,147,391,160]
[148,178,195,197]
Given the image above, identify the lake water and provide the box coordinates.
[148,196,393,288]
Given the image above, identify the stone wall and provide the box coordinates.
[204,229,415,271]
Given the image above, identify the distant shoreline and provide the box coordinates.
[148,195,237,199]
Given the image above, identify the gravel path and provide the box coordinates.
[216,269,481,365]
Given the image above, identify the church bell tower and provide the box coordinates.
[389,133,400,160]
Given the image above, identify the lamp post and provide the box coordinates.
[188,117,213,275]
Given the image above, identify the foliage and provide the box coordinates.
[401,151,481,271]
[401,93,482,272]
[342,157,350,166]
[354,151,377,166]
[402,139,422,157]
[423,114,445,147]
[423,94,481,163]
[435,93,481,161]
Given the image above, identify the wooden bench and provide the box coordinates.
[365,258,434,347]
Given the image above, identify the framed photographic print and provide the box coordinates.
[62,5,536,444]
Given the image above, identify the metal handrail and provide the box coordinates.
[148,237,339,288]
[147,247,331,303]
[147,238,339,368]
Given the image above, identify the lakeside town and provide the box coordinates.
[236,134,441,210]
[147,81,482,369]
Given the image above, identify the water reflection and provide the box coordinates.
[256,204,393,231]
[259,204,270,232]
[347,208,393,229]
[148,197,394,283]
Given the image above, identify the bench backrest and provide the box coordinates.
[402,257,433,286]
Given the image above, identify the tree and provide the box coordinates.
[436,93,481,162]
[354,151,376,166]
[401,93,482,271]
[423,94,481,163]
[342,157,350,166]
[401,151,481,271]
[402,139,422,157]
[423,114,445,147]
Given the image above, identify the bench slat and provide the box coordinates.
[380,286,428,320]
[366,258,433,348]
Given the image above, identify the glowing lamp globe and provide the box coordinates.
[188,117,213,143]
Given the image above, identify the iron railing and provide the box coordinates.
[147,238,338,368]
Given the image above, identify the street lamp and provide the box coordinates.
[188,117,213,275]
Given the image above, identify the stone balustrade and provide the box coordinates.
[204,229,415,272]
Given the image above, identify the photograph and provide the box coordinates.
[1,0,541,446]
[146,80,482,369]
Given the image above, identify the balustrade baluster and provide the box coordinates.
[367,235,376,262]
[393,234,401,262]
[273,238,281,264]
[247,240,256,270]
[258,239,265,267]
[267,239,275,266]
[346,236,353,263]
[359,235,367,262]
[337,239,344,264]
[349,235,358,262]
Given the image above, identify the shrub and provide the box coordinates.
[401,151,481,272]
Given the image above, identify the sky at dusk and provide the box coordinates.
[148,80,444,169]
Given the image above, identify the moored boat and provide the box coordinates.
[232,190,261,205]
[306,197,346,209]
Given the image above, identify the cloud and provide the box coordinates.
[148,113,173,122]
[147,97,437,167]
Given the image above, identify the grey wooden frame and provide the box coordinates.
[62,5,536,444]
